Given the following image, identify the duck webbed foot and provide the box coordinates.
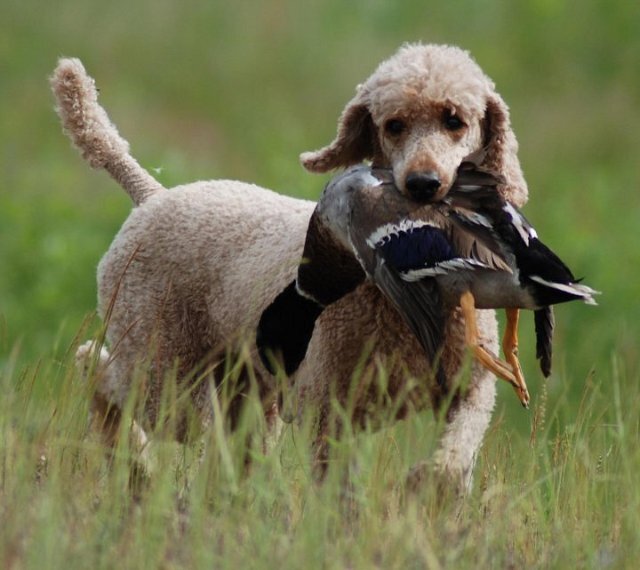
[459,291,530,408]
[502,308,531,408]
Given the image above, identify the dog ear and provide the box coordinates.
[300,94,377,173]
[482,93,528,207]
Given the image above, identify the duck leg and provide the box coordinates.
[502,308,530,408]
[459,291,529,407]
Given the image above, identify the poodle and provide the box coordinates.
[52,43,527,494]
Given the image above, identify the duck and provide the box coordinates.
[257,162,598,408]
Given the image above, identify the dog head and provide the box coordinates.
[301,43,528,206]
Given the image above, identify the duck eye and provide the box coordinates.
[384,118,406,136]
[443,109,465,131]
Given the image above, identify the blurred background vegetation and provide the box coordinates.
[1,0,639,431]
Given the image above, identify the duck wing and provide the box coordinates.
[444,165,513,273]
[348,190,449,387]
[372,260,446,388]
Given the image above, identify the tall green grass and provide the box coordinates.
[1,0,639,566]
[1,348,638,568]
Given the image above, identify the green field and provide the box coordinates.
[1,1,639,567]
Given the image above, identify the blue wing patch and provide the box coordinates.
[376,225,456,272]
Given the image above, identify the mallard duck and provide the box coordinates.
[257,163,598,407]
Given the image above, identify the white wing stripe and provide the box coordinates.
[400,258,492,281]
[366,219,442,248]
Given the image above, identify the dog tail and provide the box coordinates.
[50,57,165,206]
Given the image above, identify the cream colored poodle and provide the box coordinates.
[52,43,527,493]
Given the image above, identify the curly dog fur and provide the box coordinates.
[53,43,527,493]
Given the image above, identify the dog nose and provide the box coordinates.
[405,171,441,202]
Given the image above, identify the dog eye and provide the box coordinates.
[384,118,406,136]
[443,109,465,131]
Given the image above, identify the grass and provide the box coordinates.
[1,350,639,568]
[1,0,640,567]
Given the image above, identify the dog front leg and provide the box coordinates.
[430,374,496,496]
[407,309,498,496]
[435,309,498,494]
